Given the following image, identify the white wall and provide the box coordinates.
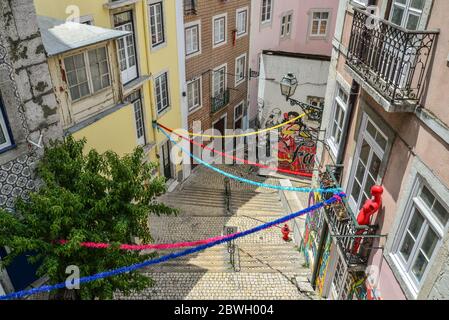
[258,53,330,127]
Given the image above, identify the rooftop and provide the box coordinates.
[37,16,129,56]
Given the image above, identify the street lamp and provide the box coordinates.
[280,73,298,100]
[279,72,323,122]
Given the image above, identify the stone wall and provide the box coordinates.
[0,0,62,210]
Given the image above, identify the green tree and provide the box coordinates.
[0,137,177,300]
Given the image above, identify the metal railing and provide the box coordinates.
[184,0,197,15]
[211,89,230,114]
[224,177,231,214]
[321,165,383,267]
[347,8,438,106]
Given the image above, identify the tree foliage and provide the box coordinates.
[0,137,177,299]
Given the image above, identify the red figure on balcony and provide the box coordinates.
[352,186,384,254]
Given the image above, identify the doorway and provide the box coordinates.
[161,140,172,180]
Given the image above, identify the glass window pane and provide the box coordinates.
[411,0,425,10]
[391,6,405,26]
[359,140,370,165]
[369,153,381,178]
[409,210,424,238]
[433,201,449,225]
[411,251,428,281]
[406,14,420,30]
[400,233,415,261]
[420,186,435,209]
[356,161,366,183]
[351,181,361,201]
[421,228,438,258]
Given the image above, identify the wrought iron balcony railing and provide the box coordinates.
[347,8,438,107]
[321,165,382,268]
[184,0,197,15]
[211,89,230,113]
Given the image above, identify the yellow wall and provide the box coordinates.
[72,104,137,156]
[34,0,184,177]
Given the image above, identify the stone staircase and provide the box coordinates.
[159,186,284,216]
[119,166,319,300]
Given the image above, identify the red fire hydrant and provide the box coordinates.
[281,224,291,241]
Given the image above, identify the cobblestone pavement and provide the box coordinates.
[116,273,308,300]
[115,165,317,300]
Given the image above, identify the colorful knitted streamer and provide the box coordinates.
[0,193,345,300]
[157,123,313,178]
[159,127,341,193]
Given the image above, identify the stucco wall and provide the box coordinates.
[258,53,330,127]
[248,0,337,124]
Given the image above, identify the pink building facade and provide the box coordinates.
[248,0,338,125]
[312,0,449,300]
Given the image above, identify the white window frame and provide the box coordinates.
[185,20,201,58]
[125,90,146,146]
[212,63,227,98]
[261,0,273,24]
[328,85,349,158]
[63,46,111,102]
[212,13,227,48]
[187,76,202,114]
[280,13,293,39]
[351,0,369,7]
[391,178,449,297]
[235,53,247,87]
[234,101,244,129]
[346,113,388,212]
[154,71,170,115]
[0,101,13,151]
[389,0,424,30]
[309,10,330,37]
[114,10,138,85]
[149,1,166,49]
[236,7,249,38]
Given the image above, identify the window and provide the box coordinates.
[125,91,146,146]
[0,96,13,151]
[64,46,111,101]
[185,22,200,56]
[281,13,293,38]
[347,115,387,212]
[261,0,272,23]
[390,0,424,30]
[149,2,165,47]
[330,255,350,300]
[394,183,449,293]
[235,54,246,86]
[234,102,244,129]
[88,48,111,92]
[213,14,226,47]
[154,72,169,114]
[187,77,201,113]
[310,11,329,36]
[236,8,248,37]
[213,65,227,98]
[114,11,138,84]
[328,86,349,156]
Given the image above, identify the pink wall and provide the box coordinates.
[248,0,338,123]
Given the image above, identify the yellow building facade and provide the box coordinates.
[34,0,187,183]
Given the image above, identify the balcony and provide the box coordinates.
[346,8,438,111]
[320,165,382,269]
[211,89,230,114]
[184,0,197,15]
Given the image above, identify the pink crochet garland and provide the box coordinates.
[58,231,240,251]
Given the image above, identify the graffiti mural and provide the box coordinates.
[303,192,323,269]
[263,109,318,177]
[315,231,332,296]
